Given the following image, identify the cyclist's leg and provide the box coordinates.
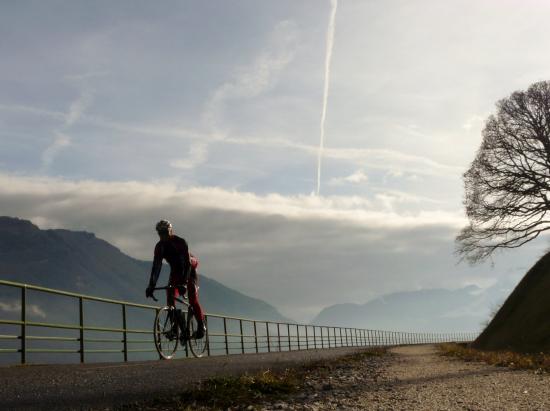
[169,273,188,336]
[166,274,177,307]
[187,277,204,322]
[187,276,205,338]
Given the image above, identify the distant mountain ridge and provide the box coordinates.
[0,216,291,322]
[312,283,512,333]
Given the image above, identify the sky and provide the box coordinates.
[1,0,550,322]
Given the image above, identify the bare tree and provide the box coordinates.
[457,80,550,263]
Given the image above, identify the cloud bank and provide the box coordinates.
[0,173,537,322]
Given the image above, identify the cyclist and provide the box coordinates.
[145,219,206,339]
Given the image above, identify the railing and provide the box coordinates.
[0,280,477,364]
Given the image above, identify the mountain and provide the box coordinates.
[0,216,291,323]
[473,251,550,353]
[311,284,512,333]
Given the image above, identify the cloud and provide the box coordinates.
[41,132,72,168]
[0,99,461,179]
[35,89,93,169]
[0,301,46,318]
[202,20,298,128]
[65,70,110,82]
[170,142,209,170]
[1,172,533,323]
[65,89,93,127]
[462,115,486,131]
[224,135,463,178]
[329,169,368,185]
[0,104,65,121]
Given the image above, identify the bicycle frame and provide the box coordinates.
[152,285,190,307]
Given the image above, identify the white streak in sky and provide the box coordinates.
[316,0,338,195]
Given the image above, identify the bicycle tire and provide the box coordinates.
[186,309,208,358]
[154,306,179,360]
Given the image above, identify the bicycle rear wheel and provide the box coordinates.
[187,311,208,358]
[154,306,179,359]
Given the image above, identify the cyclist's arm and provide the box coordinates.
[180,239,191,282]
[148,243,163,289]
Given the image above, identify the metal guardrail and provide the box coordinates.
[0,280,477,364]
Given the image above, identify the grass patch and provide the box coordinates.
[439,343,550,373]
[181,369,298,410]
[118,347,386,411]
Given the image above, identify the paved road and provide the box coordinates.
[0,347,365,410]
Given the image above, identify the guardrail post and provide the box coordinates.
[20,286,26,364]
[277,323,281,352]
[287,323,291,351]
[253,321,258,353]
[296,324,300,350]
[122,304,128,362]
[339,327,343,347]
[240,320,244,354]
[223,317,229,355]
[313,326,317,349]
[266,322,270,352]
[79,297,84,363]
[205,316,211,356]
[305,326,309,349]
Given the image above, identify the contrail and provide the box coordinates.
[316,0,338,196]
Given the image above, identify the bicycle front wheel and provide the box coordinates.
[154,306,179,360]
[187,312,208,358]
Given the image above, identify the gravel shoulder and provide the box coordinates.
[258,344,550,411]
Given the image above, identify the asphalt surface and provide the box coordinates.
[0,347,365,410]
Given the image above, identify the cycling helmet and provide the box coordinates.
[155,219,172,233]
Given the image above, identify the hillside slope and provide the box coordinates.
[0,216,290,322]
[473,251,550,353]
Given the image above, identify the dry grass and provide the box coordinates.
[117,347,386,411]
[439,343,550,373]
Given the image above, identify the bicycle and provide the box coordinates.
[151,285,208,359]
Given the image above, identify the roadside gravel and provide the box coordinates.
[258,345,550,411]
